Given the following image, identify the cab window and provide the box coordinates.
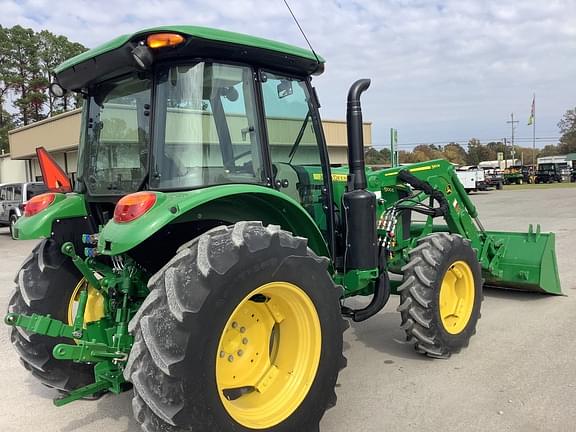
[260,72,328,232]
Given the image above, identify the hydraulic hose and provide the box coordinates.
[397,170,449,217]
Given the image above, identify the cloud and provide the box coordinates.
[2,0,575,148]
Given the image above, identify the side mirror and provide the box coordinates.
[277,80,293,99]
[49,82,67,98]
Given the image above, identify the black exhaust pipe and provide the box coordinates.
[346,78,371,190]
[341,79,390,322]
[343,79,377,271]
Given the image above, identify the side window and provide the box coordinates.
[3,186,14,201]
[87,75,151,195]
[0,186,5,200]
[13,184,22,201]
[261,73,321,165]
[260,72,328,232]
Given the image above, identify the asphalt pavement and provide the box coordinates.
[0,187,574,432]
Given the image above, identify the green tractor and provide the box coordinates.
[4,26,561,432]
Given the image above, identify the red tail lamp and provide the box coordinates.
[25,193,56,217]
[114,192,157,223]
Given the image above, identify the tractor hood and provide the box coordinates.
[54,25,325,91]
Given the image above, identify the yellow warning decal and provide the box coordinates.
[384,164,441,177]
[409,164,441,173]
[446,184,453,195]
[312,173,348,182]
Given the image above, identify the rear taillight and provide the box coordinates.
[24,193,56,217]
[113,192,157,223]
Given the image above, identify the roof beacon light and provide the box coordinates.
[146,33,185,49]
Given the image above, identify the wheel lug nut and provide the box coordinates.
[220,351,226,358]
[237,350,244,357]
[232,322,238,329]
[240,327,246,333]
[242,338,248,345]
[228,355,234,362]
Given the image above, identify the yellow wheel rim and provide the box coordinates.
[439,261,475,334]
[67,279,106,327]
[215,281,321,429]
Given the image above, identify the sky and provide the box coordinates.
[2,0,575,150]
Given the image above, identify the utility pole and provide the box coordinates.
[503,138,508,169]
[506,113,519,168]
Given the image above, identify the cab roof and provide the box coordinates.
[55,25,325,90]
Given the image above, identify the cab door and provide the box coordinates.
[258,71,334,249]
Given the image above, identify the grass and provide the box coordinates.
[503,182,576,190]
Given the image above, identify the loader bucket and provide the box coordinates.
[483,225,562,295]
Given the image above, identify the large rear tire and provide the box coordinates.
[398,233,482,358]
[125,222,346,432]
[8,240,95,391]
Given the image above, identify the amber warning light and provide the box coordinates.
[146,33,185,49]
[114,192,157,223]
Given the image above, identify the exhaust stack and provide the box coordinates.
[346,78,371,191]
[343,79,377,271]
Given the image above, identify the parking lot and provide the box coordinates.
[0,187,574,432]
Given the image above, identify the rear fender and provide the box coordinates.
[13,193,88,240]
[97,185,330,258]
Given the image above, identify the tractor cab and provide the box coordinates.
[58,27,334,248]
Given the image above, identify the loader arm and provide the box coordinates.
[371,159,483,247]
[366,159,561,295]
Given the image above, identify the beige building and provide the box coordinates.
[6,108,371,183]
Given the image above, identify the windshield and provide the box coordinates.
[150,62,264,189]
[83,75,151,195]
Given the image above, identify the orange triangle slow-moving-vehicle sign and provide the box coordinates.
[36,147,72,193]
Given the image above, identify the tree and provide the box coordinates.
[38,30,85,115]
[538,144,561,158]
[409,144,444,162]
[443,142,467,165]
[0,107,14,154]
[0,26,86,152]
[365,147,391,165]
[6,25,47,125]
[557,107,576,154]
[466,138,491,165]
[0,26,11,130]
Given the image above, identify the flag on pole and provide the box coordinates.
[527,95,535,125]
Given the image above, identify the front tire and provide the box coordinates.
[125,222,346,432]
[398,233,482,358]
[8,240,95,390]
